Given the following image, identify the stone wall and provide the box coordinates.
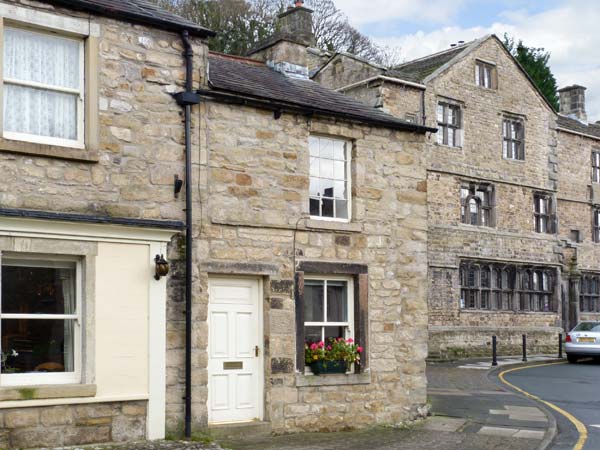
[0,0,207,443]
[163,100,430,434]
[422,37,562,356]
[0,401,146,449]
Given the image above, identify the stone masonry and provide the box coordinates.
[0,0,206,446]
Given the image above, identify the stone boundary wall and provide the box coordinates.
[0,400,146,449]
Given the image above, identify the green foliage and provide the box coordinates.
[305,337,363,366]
[503,34,559,111]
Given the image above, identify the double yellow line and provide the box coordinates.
[499,362,588,450]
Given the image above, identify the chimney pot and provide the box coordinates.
[458,40,465,45]
[450,43,457,47]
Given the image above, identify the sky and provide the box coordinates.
[332,0,600,121]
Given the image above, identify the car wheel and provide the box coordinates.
[567,355,578,364]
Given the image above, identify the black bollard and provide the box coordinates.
[559,333,563,359]
[522,334,527,362]
[492,335,498,366]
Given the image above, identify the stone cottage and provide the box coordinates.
[0,0,436,446]
[314,34,600,358]
[0,0,211,447]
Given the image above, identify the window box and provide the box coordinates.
[309,360,347,375]
[296,372,371,388]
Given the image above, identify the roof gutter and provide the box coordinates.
[336,75,426,92]
[197,88,437,134]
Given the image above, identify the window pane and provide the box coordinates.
[334,180,347,199]
[309,197,320,216]
[322,198,334,217]
[309,178,319,196]
[1,318,75,373]
[333,161,346,180]
[333,140,346,160]
[320,139,334,159]
[320,159,334,179]
[437,128,444,145]
[327,281,348,322]
[324,326,345,342]
[335,200,348,219]
[437,104,444,123]
[320,179,335,198]
[309,137,319,157]
[304,326,322,345]
[447,128,455,146]
[2,264,76,315]
[309,157,319,177]
[304,281,324,322]
[4,84,78,140]
[4,27,80,89]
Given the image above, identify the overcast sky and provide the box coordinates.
[332,0,600,121]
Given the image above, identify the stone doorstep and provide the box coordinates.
[208,421,272,441]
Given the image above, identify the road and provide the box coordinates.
[502,359,600,450]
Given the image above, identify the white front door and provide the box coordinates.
[208,277,263,424]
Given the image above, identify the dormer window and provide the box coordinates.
[475,61,497,89]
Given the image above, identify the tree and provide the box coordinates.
[503,34,559,111]
[154,0,401,66]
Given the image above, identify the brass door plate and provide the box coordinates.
[223,361,243,370]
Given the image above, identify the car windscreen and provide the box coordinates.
[574,322,600,332]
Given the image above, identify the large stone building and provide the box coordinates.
[314,34,600,358]
[0,0,436,446]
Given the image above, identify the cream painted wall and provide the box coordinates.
[95,242,150,398]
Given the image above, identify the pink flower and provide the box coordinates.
[346,338,354,344]
[337,337,343,342]
[327,345,332,351]
[357,346,363,353]
[318,341,324,348]
[310,343,318,350]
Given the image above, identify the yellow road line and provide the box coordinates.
[499,362,588,450]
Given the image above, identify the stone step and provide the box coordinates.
[208,421,272,441]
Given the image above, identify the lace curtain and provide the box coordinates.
[3,27,80,141]
[58,268,76,372]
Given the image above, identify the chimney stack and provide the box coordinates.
[559,85,587,122]
[247,1,314,76]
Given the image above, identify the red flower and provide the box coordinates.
[346,338,354,343]
[327,345,332,351]
[310,343,318,350]
[318,341,324,348]
[357,346,363,353]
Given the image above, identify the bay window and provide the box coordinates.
[3,26,84,148]
[0,256,81,385]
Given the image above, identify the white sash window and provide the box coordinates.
[3,27,84,148]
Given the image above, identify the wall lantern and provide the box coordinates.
[154,254,170,280]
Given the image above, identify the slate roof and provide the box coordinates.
[387,43,471,83]
[557,115,600,139]
[207,54,435,133]
[43,0,214,37]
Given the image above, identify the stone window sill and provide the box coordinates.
[460,309,557,315]
[296,372,371,387]
[0,383,96,401]
[305,219,363,233]
[0,137,98,163]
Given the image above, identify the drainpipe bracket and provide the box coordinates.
[173,91,201,106]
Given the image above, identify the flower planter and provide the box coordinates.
[310,360,347,375]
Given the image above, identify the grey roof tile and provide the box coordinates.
[43,0,214,36]
[557,115,600,139]
[207,54,434,132]
[387,44,471,83]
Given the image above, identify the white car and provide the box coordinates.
[565,321,600,363]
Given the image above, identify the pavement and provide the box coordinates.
[46,356,559,450]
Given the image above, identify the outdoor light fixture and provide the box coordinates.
[154,254,170,280]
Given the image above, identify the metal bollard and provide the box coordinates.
[492,335,498,366]
[559,333,563,359]
[522,334,527,362]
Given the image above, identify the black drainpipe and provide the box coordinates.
[174,30,201,439]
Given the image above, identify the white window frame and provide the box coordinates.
[0,254,82,386]
[303,275,354,342]
[309,135,352,223]
[1,25,85,149]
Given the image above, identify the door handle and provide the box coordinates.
[255,345,260,357]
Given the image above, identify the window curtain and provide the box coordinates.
[58,269,75,372]
[3,27,80,140]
